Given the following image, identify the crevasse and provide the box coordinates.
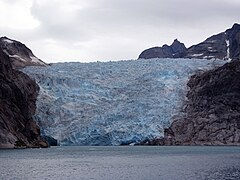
[23,58,225,145]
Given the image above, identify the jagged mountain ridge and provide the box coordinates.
[23,59,225,145]
[139,23,240,61]
[186,23,240,60]
[0,36,47,69]
[0,48,48,148]
[139,39,187,59]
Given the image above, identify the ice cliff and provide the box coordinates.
[23,58,225,145]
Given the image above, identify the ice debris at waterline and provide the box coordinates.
[23,58,225,145]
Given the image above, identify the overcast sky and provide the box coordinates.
[0,0,239,63]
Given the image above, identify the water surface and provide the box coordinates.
[1,146,240,180]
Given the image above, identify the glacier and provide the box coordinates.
[23,58,225,145]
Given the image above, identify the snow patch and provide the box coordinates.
[207,47,217,53]
[203,56,216,59]
[30,56,40,63]
[30,56,45,65]
[225,39,231,61]
[9,55,26,62]
[3,39,14,44]
[206,40,217,43]
[190,53,204,57]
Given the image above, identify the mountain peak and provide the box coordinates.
[0,36,15,44]
[173,39,180,43]
[187,23,240,60]
[139,39,187,59]
[139,23,240,61]
[171,39,181,46]
[0,36,47,69]
[232,23,240,29]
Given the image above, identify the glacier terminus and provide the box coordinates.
[23,58,225,145]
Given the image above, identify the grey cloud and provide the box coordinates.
[11,0,240,61]
[67,0,240,48]
[31,1,94,43]
[1,0,18,4]
[76,0,240,26]
[31,0,240,42]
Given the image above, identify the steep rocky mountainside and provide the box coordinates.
[186,23,240,60]
[186,32,228,60]
[139,23,240,61]
[164,60,240,145]
[139,39,187,59]
[0,37,47,69]
[0,48,48,148]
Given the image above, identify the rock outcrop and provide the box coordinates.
[0,36,47,69]
[186,23,240,60]
[139,23,240,61]
[227,23,240,61]
[186,32,228,60]
[139,39,187,59]
[41,135,58,146]
[0,48,48,148]
[164,60,240,145]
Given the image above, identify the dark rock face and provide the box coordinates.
[186,23,240,60]
[135,138,164,146]
[186,33,228,60]
[139,23,240,61]
[164,60,240,145]
[139,39,187,59]
[0,48,48,148]
[41,135,58,146]
[0,37,47,69]
[227,23,240,61]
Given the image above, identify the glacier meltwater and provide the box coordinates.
[23,58,225,145]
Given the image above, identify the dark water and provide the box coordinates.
[0,146,240,180]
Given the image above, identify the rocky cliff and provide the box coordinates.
[139,39,187,59]
[0,48,48,148]
[164,60,240,145]
[139,23,240,61]
[0,37,47,69]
